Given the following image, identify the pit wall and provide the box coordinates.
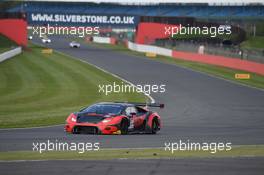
[91,36,264,76]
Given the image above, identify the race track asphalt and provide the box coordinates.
[0,36,264,151]
[1,157,264,175]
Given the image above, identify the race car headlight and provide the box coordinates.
[71,117,76,122]
[102,118,112,123]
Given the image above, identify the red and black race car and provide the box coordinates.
[65,102,163,135]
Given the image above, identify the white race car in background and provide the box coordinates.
[28,36,33,40]
[42,38,51,43]
[69,41,81,48]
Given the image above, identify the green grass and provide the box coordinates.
[241,36,264,49]
[0,44,145,128]
[0,35,17,53]
[84,41,264,89]
[0,145,263,161]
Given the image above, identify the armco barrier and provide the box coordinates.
[0,47,22,63]
[172,50,264,76]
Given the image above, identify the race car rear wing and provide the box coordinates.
[115,102,165,108]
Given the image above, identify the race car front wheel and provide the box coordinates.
[120,119,129,135]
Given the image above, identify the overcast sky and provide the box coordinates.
[23,0,264,5]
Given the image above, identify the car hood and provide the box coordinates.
[76,113,113,124]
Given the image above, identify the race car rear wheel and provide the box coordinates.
[120,119,129,135]
[151,118,159,134]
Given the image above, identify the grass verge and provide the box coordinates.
[0,35,17,53]
[241,36,264,49]
[85,41,264,89]
[0,145,263,161]
[0,44,145,128]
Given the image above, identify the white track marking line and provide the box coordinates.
[63,53,155,103]
[0,124,64,131]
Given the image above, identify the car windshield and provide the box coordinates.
[81,104,123,115]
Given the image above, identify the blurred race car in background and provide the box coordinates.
[69,41,81,48]
[42,37,51,43]
[65,102,164,135]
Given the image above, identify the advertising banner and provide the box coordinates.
[28,13,139,27]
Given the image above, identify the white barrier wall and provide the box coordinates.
[93,36,111,44]
[91,37,173,57]
[0,47,22,63]
[127,41,172,57]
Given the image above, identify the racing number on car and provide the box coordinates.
[129,117,134,129]
[126,107,136,129]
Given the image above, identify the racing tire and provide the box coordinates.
[151,118,159,134]
[120,119,129,135]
